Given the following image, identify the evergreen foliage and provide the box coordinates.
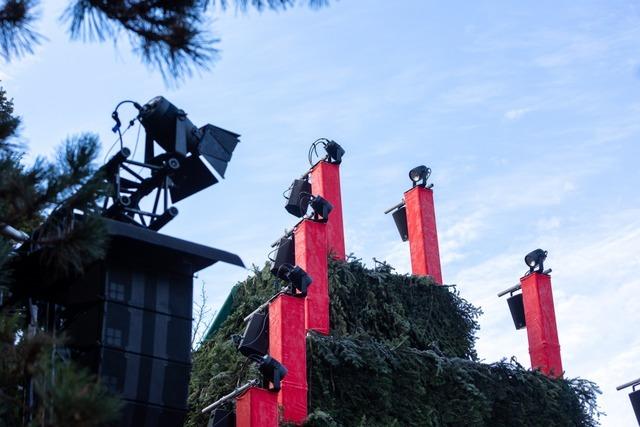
[0,84,120,426]
[1,0,330,81]
[190,257,601,426]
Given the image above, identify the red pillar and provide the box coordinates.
[294,219,329,335]
[404,186,443,283]
[235,387,278,427]
[269,295,307,423]
[520,272,563,378]
[310,161,346,260]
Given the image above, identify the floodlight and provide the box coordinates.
[258,355,287,392]
[237,309,269,359]
[270,236,295,277]
[309,195,333,223]
[276,264,312,297]
[324,140,345,164]
[284,178,312,218]
[524,249,548,274]
[409,165,431,188]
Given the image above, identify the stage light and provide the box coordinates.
[524,249,548,274]
[269,235,295,277]
[324,140,345,164]
[137,96,239,178]
[309,195,333,223]
[276,264,312,297]
[409,165,431,188]
[258,355,287,392]
[237,309,269,359]
[284,178,312,218]
[617,378,640,424]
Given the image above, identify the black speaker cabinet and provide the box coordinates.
[62,219,244,427]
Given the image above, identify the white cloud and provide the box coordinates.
[504,107,533,120]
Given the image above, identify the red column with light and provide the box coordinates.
[404,186,443,283]
[520,272,563,378]
[235,387,278,427]
[268,294,307,424]
[310,161,346,260]
[294,219,329,335]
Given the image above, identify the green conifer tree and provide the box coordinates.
[0,84,120,427]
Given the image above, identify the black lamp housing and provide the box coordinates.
[507,293,526,330]
[409,165,431,188]
[237,309,269,359]
[258,355,287,392]
[270,236,295,277]
[324,140,345,164]
[524,249,548,274]
[309,195,333,223]
[276,264,312,297]
[284,178,312,218]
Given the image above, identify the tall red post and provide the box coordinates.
[520,272,563,378]
[310,161,346,260]
[294,219,329,335]
[268,295,307,423]
[404,186,443,283]
[235,387,278,427]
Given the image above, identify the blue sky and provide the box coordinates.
[3,0,640,424]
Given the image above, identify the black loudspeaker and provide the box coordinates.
[392,206,409,241]
[208,409,236,427]
[118,401,187,427]
[285,179,312,217]
[270,237,295,277]
[507,293,526,330]
[238,310,269,359]
[629,389,640,425]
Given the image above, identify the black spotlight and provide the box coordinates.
[138,96,239,178]
[409,165,431,188]
[258,355,287,392]
[507,293,526,330]
[284,178,312,218]
[237,309,269,359]
[270,236,295,277]
[276,264,312,297]
[310,195,333,223]
[391,206,409,241]
[324,140,345,164]
[524,249,548,274]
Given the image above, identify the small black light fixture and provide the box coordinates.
[308,138,346,165]
[617,378,640,424]
[237,309,269,359]
[524,248,548,275]
[276,264,312,297]
[269,235,295,277]
[498,283,527,330]
[284,178,312,218]
[258,355,288,391]
[409,165,432,188]
[309,195,333,223]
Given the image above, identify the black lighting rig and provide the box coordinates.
[102,96,240,230]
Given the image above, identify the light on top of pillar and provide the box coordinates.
[283,178,333,222]
[308,138,346,165]
[258,355,288,392]
[275,263,313,297]
[524,248,549,275]
[408,165,432,188]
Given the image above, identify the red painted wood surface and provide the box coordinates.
[520,273,563,378]
[269,295,308,423]
[404,186,443,283]
[310,161,346,260]
[235,387,278,427]
[294,219,329,335]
